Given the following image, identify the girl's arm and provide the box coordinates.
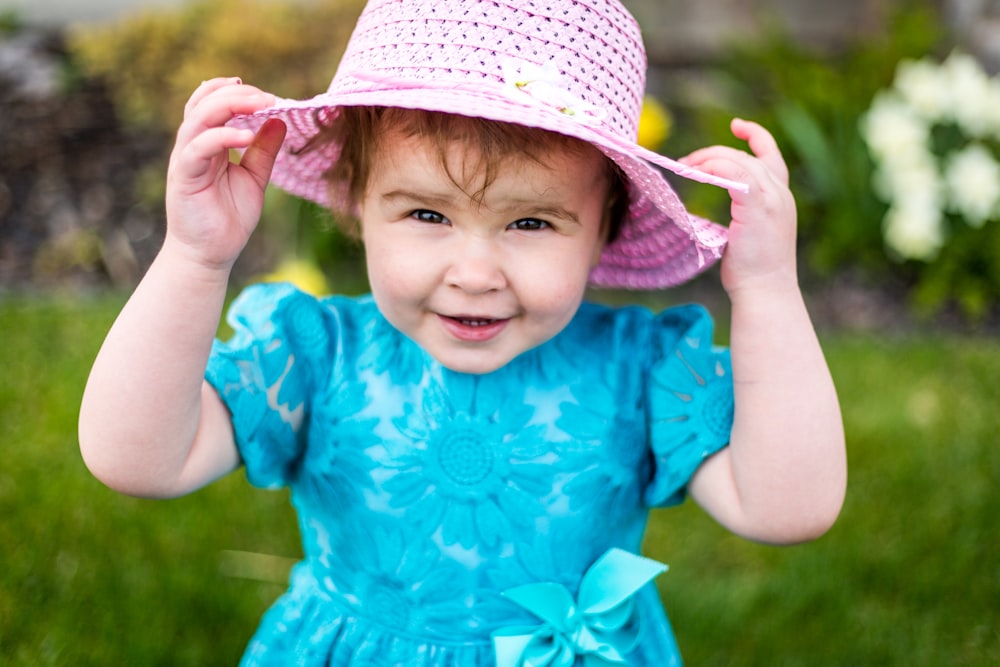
[681,119,847,544]
[79,79,286,499]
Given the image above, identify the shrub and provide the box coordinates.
[860,51,1000,320]
[67,0,364,133]
[66,0,368,290]
[660,3,998,319]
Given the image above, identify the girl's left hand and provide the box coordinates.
[679,119,798,297]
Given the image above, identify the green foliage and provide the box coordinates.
[861,51,1000,323]
[3,297,998,664]
[65,0,369,288]
[663,3,975,314]
[910,222,1000,321]
[0,9,23,34]
[67,0,365,133]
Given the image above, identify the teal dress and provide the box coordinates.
[206,283,734,666]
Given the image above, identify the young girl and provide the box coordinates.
[79,0,846,664]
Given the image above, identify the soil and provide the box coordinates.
[0,28,169,290]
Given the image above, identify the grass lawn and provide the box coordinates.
[1,293,997,665]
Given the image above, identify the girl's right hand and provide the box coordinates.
[164,77,286,272]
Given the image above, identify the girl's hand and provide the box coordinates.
[164,77,286,272]
[680,119,797,298]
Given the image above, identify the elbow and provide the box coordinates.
[78,431,183,500]
[78,425,117,491]
[771,510,840,545]
[79,442,144,498]
[751,489,846,546]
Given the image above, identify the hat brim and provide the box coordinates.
[231,85,733,289]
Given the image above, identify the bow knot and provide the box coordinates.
[491,549,667,667]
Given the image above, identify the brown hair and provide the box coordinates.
[305,106,628,242]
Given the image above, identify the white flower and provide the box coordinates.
[984,79,1000,139]
[944,143,1000,227]
[944,51,996,138]
[502,59,562,90]
[862,51,1000,263]
[501,59,607,125]
[895,57,951,122]
[872,152,942,205]
[860,92,930,161]
[883,199,946,261]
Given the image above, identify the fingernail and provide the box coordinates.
[234,77,243,85]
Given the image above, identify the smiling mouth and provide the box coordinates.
[439,314,510,342]
[453,317,498,327]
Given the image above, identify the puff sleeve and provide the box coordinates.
[206,283,336,489]
[643,305,734,508]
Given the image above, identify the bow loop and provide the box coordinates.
[502,582,579,633]
[579,549,668,615]
[491,549,667,667]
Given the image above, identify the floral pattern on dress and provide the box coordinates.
[323,515,485,640]
[355,311,429,386]
[644,308,734,507]
[208,285,329,488]
[557,375,647,528]
[297,378,380,515]
[379,374,554,550]
[206,287,734,667]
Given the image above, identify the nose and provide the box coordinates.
[444,234,507,294]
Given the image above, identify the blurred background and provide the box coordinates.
[1,0,998,664]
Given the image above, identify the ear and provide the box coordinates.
[590,209,611,268]
[590,240,606,269]
[589,192,619,267]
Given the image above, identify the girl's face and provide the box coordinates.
[359,129,611,374]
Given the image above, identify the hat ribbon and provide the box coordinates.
[348,66,605,126]
[490,548,667,667]
[346,70,749,194]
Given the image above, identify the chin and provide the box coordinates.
[433,350,515,376]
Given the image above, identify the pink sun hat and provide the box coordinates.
[229,0,746,289]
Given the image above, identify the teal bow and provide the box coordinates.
[491,549,667,667]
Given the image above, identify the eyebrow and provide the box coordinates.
[379,189,583,225]
[380,189,455,209]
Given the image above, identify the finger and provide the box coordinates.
[239,118,288,188]
[682,154,760,200]
[680,145,772,187]
[680,144,756,169]
[184,77,243,117]
[175,126,258,181]
[731,118,789,185]
[176,87,276,146]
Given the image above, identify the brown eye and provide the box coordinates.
[509,218,549,231]
[411,209,447,224]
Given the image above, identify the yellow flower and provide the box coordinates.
[637,95,672,150]
[261,258,329,296]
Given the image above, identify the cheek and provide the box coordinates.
[366,242,415,302]
[518,252,591,322]
[363,227,410,306]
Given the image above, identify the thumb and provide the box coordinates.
[240,118,287,188]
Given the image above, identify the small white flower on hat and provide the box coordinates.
[501,59,607,125]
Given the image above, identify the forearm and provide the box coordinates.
[694,278,846,543]
[79,237,236,497]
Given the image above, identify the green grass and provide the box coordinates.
[0,295,299,665]
[1,295,997,665]
[645,333,1000,666]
